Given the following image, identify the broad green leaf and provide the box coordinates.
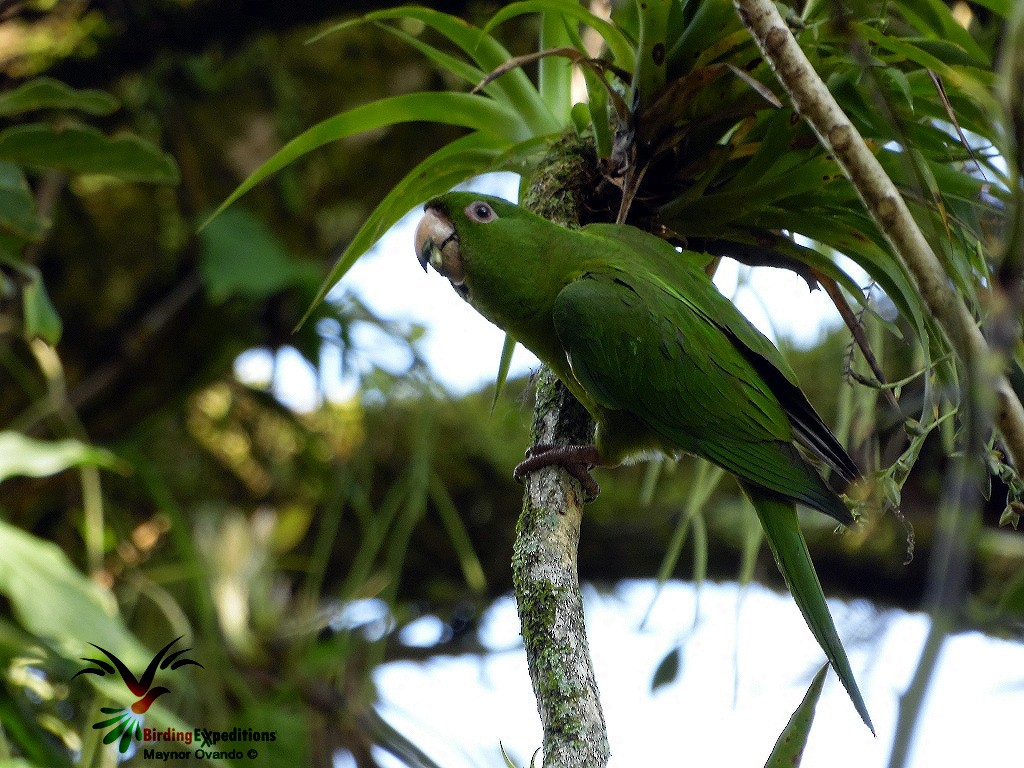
[198,207,319,303]
[631,0,672,108]
[0,77,119,117]
[0,161,45,240]
[539,13,573,124]
[0,525,204,761]
[482,1,636,72]
[0,520,134,659]
[0,124,179,183]
[21,267,62,344]
[764,663,829,768]
[0,432,119,483]
[207,92,527,226]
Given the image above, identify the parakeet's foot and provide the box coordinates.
[513,443,602,502]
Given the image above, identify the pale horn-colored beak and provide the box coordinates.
[414,206,465,285]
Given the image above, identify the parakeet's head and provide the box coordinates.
[414,192,527,302]
[413,191,585,347]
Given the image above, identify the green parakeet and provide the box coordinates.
[414,191,873,733]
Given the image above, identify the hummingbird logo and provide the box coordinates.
[73,636,203,753]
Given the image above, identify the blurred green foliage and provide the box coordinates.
[1,2,1024,767]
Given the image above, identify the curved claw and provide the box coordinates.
[513,443,602,502]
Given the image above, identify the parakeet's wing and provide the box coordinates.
[580,224,857,488]
[552,269,852,524]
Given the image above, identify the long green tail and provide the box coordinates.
[745,485,875,735]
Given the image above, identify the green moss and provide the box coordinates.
[517,578,590,747]
[522,131,599,227]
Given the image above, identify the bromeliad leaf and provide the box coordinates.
[482,0,636,72]
[300,132,508,322]
[319,6,558,136]
[207,92,529,226]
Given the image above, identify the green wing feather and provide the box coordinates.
[552,269,852,524]
[579,226,859,487]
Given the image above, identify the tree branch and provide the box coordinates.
[512,135,610,768]
[734,0,1024,471]
[513,368,609,768]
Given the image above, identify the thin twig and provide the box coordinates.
[812,268,901,412]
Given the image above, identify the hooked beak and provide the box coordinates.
[414,205,466,290]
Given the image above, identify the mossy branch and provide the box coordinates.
[734,0,1024,472]
[512,134,610,768]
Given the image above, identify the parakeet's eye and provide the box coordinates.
[465,201,497,223]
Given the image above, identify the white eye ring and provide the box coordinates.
[465,201,497,223]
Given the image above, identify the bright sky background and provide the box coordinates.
[362,582,1022,768]
[235,173,1022,768]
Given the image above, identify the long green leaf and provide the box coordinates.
[207,92,525,226]
[300,132,505,324]
[631,0,671,109]
[764,663,829,768]
[482,0,636,72]
[539,13,574,125]
[667,0,743,75]
[641,459,724,625]
[491,332,518,411]
[853,23,996,110]
[370,22,487,90]
[429,475,487,592]
[324,6,558,135]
